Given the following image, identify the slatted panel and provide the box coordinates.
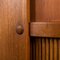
[58,39,60,60]
[31,37,60,60]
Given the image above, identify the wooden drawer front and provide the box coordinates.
[31,37,60,60]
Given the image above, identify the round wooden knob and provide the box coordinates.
[16,25,24,35]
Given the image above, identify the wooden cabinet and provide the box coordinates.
[0,0,60,60]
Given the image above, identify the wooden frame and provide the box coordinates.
[19,0,30,60]
[30,22,60,37]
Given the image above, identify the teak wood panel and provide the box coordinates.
[0,0,30,60]
[30,0,60,22]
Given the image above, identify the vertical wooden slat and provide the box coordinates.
[33,39,36,60]
[58,39,60,60]
[54,39,57,60]
[46,38,49,60]
[39,38,41,60]
[42,38,46,60]
[36,38,39,60]
[30,38,33,60]
[50,39,53,60]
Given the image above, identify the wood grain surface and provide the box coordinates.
[0,0,30,60]
[30,0,60,22]
[30,22,60,37]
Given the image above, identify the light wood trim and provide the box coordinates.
[30,22,60,37]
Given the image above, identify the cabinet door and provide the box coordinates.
[30,0,60,60]
[0,0,30,60]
